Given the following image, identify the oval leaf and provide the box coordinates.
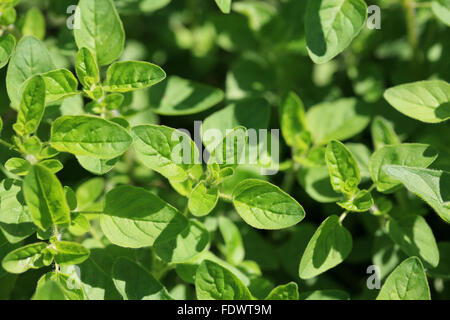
[299,215,352,279]
[100,185,188,248]
[74,0,125,66]
[325,140,360,196]
[23,165,71,231]
[387,215,439,268]
[51,241,90,266]
[384,80,450,123]
[195,260,253,300]
[369,144,438,193]
[306,0,367,64]
[50,116,132,159]
[132,124,201,182]
[103,61,166,92]
[2,242,48,274]
[377,257,430,300]
[13,75,46,136]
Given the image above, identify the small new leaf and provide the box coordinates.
[325,140,360,196]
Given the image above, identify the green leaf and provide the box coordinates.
[377,257,431,300]
[50,115,133,159]
[148,76,224,115]
[60,245,121,300]
[41,69,79,103]
[75,47,100,88]
[68,213,90,236]
[76,156,118,175]
[51,241,90,266]
[369,144,438,193]
[384,166,450,223]
[2,242,48,274]
[13,75,46,136]
[188,181,219,217]
[0,34,15,69]
[265,282,299,300]
[218,216,245,265]
[100,185,188,248]
[132,124,201,182]
[306,98,371,145]
[36,272,85,300]
[371,116,401,150]
[4,158,30,176]
[21,7,46,40]
[232,179,305,230]
[299,215,352,279]
[432,0,450,26]
[23,165,71,231]
[325,140,360,196]
[112,257,173,300]
[0,179,36,243]
[6,36,55,109]
[279,91,308,147]
[195,260,253,300]
[346,143,371,178]
[387,215,439,268]
[75,178,104,209]
[0,6,16,26]
[64,186,77,211]
[103,61,166,92]
[215,0,231,14]
[154,220,210,263]
[299,290,350,300]
[306,0,367,64]
[384,80,450,123]
[74,0,125,66]
[337,189,374,212]
[40,159,63,174]
[32,280,66,300]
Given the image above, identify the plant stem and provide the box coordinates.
[367,184,376,193]
[53,225,61,272]
[339,211,349,223]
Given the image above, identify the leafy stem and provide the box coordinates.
[0,138,17,150]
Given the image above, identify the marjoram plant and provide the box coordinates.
[0,0,449,300]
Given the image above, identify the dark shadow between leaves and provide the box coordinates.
[435,102,450,121]
[112,256,164,300]
[439,171,450,203]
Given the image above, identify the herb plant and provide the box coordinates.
[0,0,449,301]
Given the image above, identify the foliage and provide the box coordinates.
[0,0,449,301]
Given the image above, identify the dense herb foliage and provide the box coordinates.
[0,0,449,301]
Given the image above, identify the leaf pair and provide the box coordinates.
[325,140,373,211]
